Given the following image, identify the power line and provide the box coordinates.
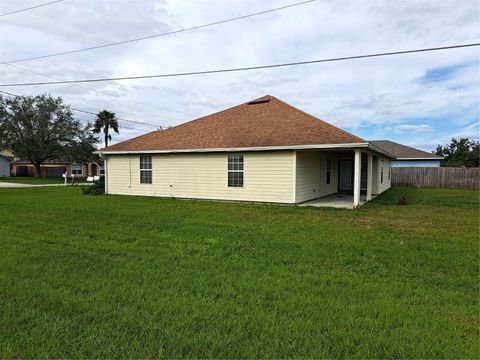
[70,108,160,128]
[0,43,478,87]
[0,89,161,129]
[0,0,64,17]
[2,62,177,112]
[1,0,315,64]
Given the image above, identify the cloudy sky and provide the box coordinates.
[0,0,478,151]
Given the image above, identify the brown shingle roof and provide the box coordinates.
[369,140,442,159]
[101,95,365,152]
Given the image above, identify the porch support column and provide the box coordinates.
[353,149,361,208]
[366,152,373,201]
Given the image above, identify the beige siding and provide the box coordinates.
[295,151,338,203]
[372,156,379,194]
[106,151,295,203]
[372,156,391,194]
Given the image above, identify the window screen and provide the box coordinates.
[72,163,82,175]
[140,155,152,184]
[228,154,244,187]
[326,158,331,185]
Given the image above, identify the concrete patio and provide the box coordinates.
[299,193,369,209]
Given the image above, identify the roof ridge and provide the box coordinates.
[101,95,366,152]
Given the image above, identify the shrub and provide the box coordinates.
[82,177,105,195]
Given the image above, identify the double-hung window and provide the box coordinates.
[326,158,331,185]
[140,155,152,184]
[380,160,384,184]
[72,163,82,175]
[228,154,244,187]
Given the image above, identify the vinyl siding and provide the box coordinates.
[106,151,295,203]
[295,151,338,203]
[372,156,379,194]
[374,156,391,194]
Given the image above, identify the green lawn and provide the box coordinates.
[0,176,64,184]
[0,187,478,358]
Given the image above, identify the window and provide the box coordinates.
[326,158,331,185]
[388,164,391,181]
[72,163,82,175]
[380,160,384,184]
[99,164,105,175]
[228,154,244,187]
[140,155,152,184]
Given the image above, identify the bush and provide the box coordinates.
[82,177,105,195]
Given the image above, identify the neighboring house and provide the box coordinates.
[0,152,12,176]
[98,95,393,208]
[369,140,443,167]
[11,161,104,178]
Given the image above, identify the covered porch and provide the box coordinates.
[295,148,380,209]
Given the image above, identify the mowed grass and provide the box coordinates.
[0,176,64,184]
[0,187,478,358]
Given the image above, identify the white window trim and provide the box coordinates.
[380,159,384,184]
[326,158,332,185]
[139,155,153,185]
[72,163,82,175]
[227,154,244,188]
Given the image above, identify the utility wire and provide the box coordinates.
[1,0,315,64]
[0,0,64,17]
[70,108,160,128]
[0,43,478,87]
[0,89,162,129]
[2,62,177,112]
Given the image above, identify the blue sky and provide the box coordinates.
[0,0,478,152]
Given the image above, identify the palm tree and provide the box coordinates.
[93,110,119,148]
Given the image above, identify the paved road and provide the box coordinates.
[0,182,88,188]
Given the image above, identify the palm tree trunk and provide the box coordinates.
[105,128,109,148]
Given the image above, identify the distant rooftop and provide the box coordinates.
[369,140,443,160]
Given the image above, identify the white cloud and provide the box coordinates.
[388,124,435,134]
[0,0,478,146]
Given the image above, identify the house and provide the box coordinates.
[11,160,104,178]
[369,140,443,167]
[0,150,13,176]
[97,95,394,208]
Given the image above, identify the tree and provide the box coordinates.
[0,94,98,177]
[93,110,119,148]
[435,138,480,167]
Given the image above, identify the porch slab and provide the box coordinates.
[299,193,369,209]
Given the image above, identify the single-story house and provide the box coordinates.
[0,151,12,176]
[97,95,394,208]
[369,140,443,167]
[11,160,104,178]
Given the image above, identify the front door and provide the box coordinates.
[338,160,353,193]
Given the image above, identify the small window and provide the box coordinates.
[381,160,384,184]
[72,163,82,175]
[388,164,391,181]
[140,155,152,184]
[228,154,244,187]
[326,158,331,185]
[99,164,105,175]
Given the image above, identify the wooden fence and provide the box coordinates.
[391,167,480,190]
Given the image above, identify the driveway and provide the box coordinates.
[0,182,72,188]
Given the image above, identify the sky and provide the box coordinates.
[0,0,479,151]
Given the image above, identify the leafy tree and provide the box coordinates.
[93,110,119,148]
[435,138,480,167]
[0,94,98,177]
